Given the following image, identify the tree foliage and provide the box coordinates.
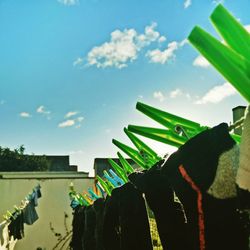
[0,145,50,171]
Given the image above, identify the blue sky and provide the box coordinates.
[0,0,249,175]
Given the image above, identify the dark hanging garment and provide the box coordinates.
[8,211,24,240]
[103,194,120,250]
[103,183,153,250]
[70,206,85,250]
[23,197,39,225]
[162,123,249,250]
[129,162,188,250]
[83,205,96,250]
[93,198,105,250]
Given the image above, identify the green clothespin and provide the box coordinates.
[112,139,148,169]
[188,5,250,103]
[128,125,187,147]
[124,128,161,162]
[97,175,112,196]
[117,152,134,174]
[108,159,129,183]
[136,102,204,134]
[211,4,250,61]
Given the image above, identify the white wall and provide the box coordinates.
[0,172,94,250]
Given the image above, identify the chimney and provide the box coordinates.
[232,106,246,135]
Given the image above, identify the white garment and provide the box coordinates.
[0,221,17,250]
[236,105,250,192]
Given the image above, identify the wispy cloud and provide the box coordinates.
[153,91,166,102]
[146,40,186,64]
[58,115,84,128]
[58,119,75,128]
[0,100,5,105]
[85,23,165,69]
[193,55,210,68]
[195,82,237,104]
[184,0,192,9]
[57,0,79,6]
[19,112,31,118]
[73,57,83,67]
[76,116,84,122]
[65,111,79,118]
[170,89,183,98]
[37,105,51,115]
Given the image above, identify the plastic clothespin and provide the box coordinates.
[97,175,112,196]
[88,188,101,200]
[103,170,120,188]
[108,158,129,182]
[112,139,147,169]
[124,127,161,163]
[117,152,134,174]
[108,169,125,186]
[96,182,105,198]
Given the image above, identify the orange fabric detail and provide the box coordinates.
[179,165,205,250]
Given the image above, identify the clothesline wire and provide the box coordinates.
[1,183,41,223]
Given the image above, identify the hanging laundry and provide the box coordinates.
[22,197,39,225]
[128,161,188,250]
[103,182,153,250]
[0,221,17,250]
[70,205,85,250]
[83,205,96,250]
[8,211,24,240]
[93,198,105,250]
[162,123,249,250]
[207,144,239,199]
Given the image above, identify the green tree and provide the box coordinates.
[0,145,50,171]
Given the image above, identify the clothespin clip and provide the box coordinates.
[117,152,134,174]
[82,192,94,205]
[108,159,129,182]
[88,187,101,200]
[103,170,119,188]
[96,182,105,198]
[97,176,112,196]
[108,169,125,186]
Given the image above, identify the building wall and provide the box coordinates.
[0,172,94,250]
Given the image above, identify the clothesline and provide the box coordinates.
[2,184,41,223]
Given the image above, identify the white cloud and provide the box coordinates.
[153,91,166,102]
[76,116,84,122]
[58,119,75,128]
[184,0,192,8]
[19,112,31,118]
[65,111,78,118]
[193,25,249,68]
[0,100,5,105]
[146,41,181,64]
[193,55,210,68]
[158,36,167,43]
[59,115,84,129]
[37,105,51,115]
[73,57,83,67]
[195,82,237,104]
[57,0,79,6]
[170,89,183,98]
[86,23,165,69]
